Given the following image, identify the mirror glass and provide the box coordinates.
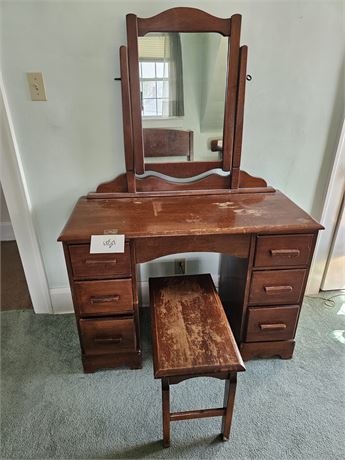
[138,32,228,164]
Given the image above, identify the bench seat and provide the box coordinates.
[149,274,245,447]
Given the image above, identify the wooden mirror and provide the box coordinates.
[127,8,243,180]
[93,7,269,196]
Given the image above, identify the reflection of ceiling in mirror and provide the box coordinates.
[139,32,227,161]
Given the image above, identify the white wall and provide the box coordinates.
[1,1,344,301]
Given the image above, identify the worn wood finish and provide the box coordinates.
[231,46,248,189]
[150,274,244,447]
[135,234,250,264]
[240,340,295,361]
[58,191,322,243]
[249,269,307,306]
[68,244,131,279]
[150,274,245,378]
[222,14,241,172]
[58,10,324,372]
[74,279,134,316]
[79,317,136,355]
[254,234,314,268]
[245,305,299,342]
[143,129,193,161]
[137,7,231,36]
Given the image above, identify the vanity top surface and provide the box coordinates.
[58,190,323,242]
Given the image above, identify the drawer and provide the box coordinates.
[69,244,131,279]
[249,269,307,305]
[255,234,314,268]
[79,317,136,356]
[245,305,299,342]
[74,279,134,316]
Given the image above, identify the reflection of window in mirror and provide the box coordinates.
[139,33,184,118]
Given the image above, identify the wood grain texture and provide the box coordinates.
[222,14,241,171]
[137,7,231,36]
[82,350,142,373]
[126,13,144,175]
[68,244,131,279]
[74,279,134,316]
[149,274,245,378]
[240,340,295,361]
[135,234,250,264]
[58,191,323,243]
[119,46,134,174]
[254,234,314,268]
[231,45,248,189]
[248,269,307,306]
[79,317,136,356]
[245,305,299,342]
[143,129,193,161]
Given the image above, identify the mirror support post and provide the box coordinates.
[127,14,145,175]
[231,45,248,189]
[222,14,241,174]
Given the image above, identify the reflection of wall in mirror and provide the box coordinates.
[142,32,228,162]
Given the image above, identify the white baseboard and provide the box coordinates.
[0,221,15,241]
[50,287,73,314]
[50,274,220,314]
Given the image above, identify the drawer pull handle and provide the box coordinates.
[85,259,117,265]
[94,336,122,344]
[270,249,300,258]
[264,285,293,294]
[90,295,120,304]
[260,323,287,331]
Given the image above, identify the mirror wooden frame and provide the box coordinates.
[128,8,242,178]
[92,7,270,196]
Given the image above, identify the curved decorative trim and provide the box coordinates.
[239,170,268,188]
[137,168,229,184]
[95,173,128,193]
[136,8,232,36]
[143,161,223,178]
[136,173,229,192]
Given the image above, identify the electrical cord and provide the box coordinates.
[305,291,345,309]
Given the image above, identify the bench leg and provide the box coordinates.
[162,378,170,448]
[222,373,237,441]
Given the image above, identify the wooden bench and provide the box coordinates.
[149,274,245,447]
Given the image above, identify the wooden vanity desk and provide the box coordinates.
[58,8,323,372]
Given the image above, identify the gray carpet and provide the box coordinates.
[1,294,344,459]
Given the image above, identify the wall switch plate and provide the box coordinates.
[27,72,47,101]
[174,259,186,275]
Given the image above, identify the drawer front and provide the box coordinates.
[80,318,136,355]
[69,244,131,279]
[75,279,133,316]
[249,269,307,305]
[245,305,299,342]
[255,234,314,268]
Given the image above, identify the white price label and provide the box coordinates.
[90,235,125,253]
